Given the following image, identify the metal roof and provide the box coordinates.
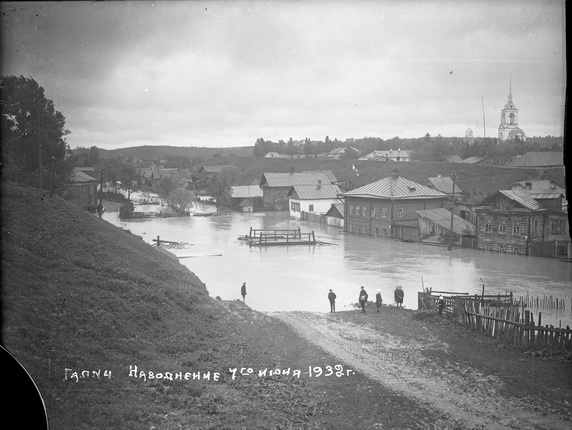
[425,177,464,195]
[260,172,332,188]
[499,190,545,211]
[326,203,344,218]
[461,156,485,164]
[302,169,337,183]
[417,208,476,236]
[230,185,263,199]
[341,175,447,200]
[287,184,342,200]
[70,170,97,182]
[200,165,232,173]
[509,151,564,167]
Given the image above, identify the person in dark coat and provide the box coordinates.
[438,295,445,316]
[394,286,404,308]
[241,282,247,303]
[376,289,383,313]
[358,286,368,314]
[328,289,337,313]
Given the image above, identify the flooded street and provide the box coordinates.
[102,203,572,326]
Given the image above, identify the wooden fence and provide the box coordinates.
[418,291,572,351]
[516,292,569,311]
[457,298,571,351]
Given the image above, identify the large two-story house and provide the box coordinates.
[473,188,569,257]
[341,170,448,241]
[259,171,335,211]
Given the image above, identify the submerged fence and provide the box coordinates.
[418,290,572,351]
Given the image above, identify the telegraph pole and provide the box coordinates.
[448,172,456,251]
[98,170,104,218]
[481,96,486,138]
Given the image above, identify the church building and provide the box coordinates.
[498,78,526,142]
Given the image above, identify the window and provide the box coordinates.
[356,206,361,216]
[291,202,300,212]
[381,208,388,218]
[309,204,314,212]
[533,220,539,235]
[397,208,404,219]
[349,205,354,215]
[372,207,379,218]
[485,221,492,233]
[551,220,565,235]
[512,224,520,235]
[80,187,86,195]
[499,222,506,234]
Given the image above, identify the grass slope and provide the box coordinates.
[1,182,448,429]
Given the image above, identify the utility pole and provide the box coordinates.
[481,96,486,138]
[448,172,456,251]
[37,108,43,190]
[99,170,104,218]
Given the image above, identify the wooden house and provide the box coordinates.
[64,168,99,209]
[230,185,263,211]
[340,170,448,241]
[287,182,342,220]
[358,149,413,162]
[473,189,569,257]
[190,165,233,190]
[259,172,334,211]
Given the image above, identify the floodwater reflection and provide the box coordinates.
[103,207,571,326]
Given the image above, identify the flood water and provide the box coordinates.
[102,202,572,327]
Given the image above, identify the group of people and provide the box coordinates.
[241,281,411,315]
[328,285,405,314]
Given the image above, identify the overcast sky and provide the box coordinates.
[1,1,566,150]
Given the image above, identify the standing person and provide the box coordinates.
[358,286,368,314]
[376,289,383,313]
[241,282,247,303]
[438,295,445,316]
[328,289,337,313]
[394,286,404,308]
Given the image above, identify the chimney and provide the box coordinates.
[525,181,532,190]
[290,167,294,175]
[317,179,322,189]
[392,169,399,179]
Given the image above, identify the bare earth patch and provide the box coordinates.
[271,306,571,430]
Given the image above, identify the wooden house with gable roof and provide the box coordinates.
[341,169,448,241]
[473,188,569,257]
[259,171,335,211]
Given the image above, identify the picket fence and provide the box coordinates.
[418,291,572,351]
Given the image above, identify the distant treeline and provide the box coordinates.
[253,135,563,161]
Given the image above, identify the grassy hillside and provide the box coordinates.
[197,156,566,196]
[100,145,254,160]
[0,182,335,429]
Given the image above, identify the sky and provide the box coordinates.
[1,1,566,150]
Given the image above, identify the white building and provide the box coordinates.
[287,182,342,220]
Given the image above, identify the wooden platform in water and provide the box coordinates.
[246,228,316,247]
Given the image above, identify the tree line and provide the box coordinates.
[253,134,563,161]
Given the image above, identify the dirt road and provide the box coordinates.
[271,310,571,430]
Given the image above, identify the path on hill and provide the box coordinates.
[270,311,571,430]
